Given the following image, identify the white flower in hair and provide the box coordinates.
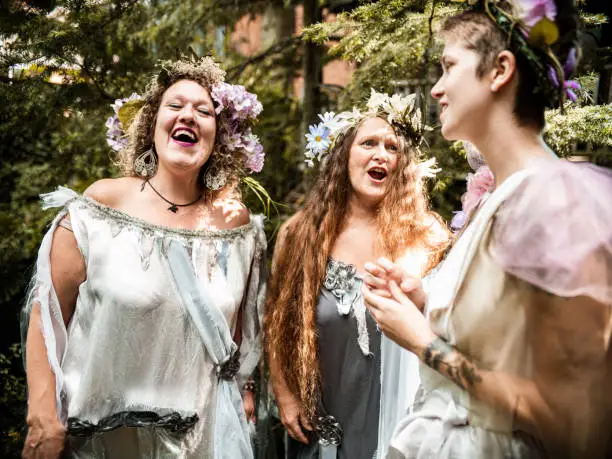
[304,88,429,168]
[318,112,342,133]
[305,123,331,156]
[366,89,388,111]
[304,150,316,168]
[389,93,409,113]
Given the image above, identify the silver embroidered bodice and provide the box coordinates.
[323,258,370,355]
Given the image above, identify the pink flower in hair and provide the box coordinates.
[450,142,495,233]
[520,0,557,28]
[462,165,495,216]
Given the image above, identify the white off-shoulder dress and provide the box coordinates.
[22,187,267,458]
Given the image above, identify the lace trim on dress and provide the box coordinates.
[323,258,371,356]
[48,188,261,272]
[73,194,256,240]
[67,410,199,437]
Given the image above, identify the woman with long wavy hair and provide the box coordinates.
[264,91,449,459]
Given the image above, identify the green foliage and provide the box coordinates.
[544,103,612,163]
[0,0,301,316]
[1,0,610,453]
[0,344,26,458]
[304,0,470,214]
[304,0,611,218]
[580,12,608,27]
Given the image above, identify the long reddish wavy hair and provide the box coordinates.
[264,116,449,421]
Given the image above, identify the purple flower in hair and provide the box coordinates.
[547,65,560,87]
[520,0,557,28]
[563,48,578,75]
[211,82,263,121]
[564,80,580,102]
[547,48,581,103]
[243,133,265,173]
[210,82,265,173]
[450,211,467,232]
[105,92,142,151]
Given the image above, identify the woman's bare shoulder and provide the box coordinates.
[84,177,140,208]
[211,197,250,229]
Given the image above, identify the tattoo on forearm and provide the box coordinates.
[422,338,482,390]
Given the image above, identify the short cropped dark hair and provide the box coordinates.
[441,11,547,130]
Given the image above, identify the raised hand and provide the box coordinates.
[363,257,427,310]
[362,279,435,354]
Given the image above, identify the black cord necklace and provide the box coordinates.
[141,179,203,213]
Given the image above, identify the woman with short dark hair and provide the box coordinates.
[363,1,612,458]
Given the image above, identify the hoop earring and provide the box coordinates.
[204,165,227,191]
[134,148,157,178]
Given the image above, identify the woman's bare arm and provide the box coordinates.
[23,220,85,458]
[364,280,610,456]
[265,217,313,443]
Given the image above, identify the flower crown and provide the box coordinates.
[105,65,264,173]
[476,0,580,108]
[304,89,430,167]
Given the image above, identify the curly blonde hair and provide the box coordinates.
[264,116,450,421]
[115,57,240,191]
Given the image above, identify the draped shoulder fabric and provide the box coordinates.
[21,186,267,458]
[491,158,612,305]
[388,170,542,459]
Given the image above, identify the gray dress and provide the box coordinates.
[288,259,381,459]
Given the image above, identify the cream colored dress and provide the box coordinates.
[22,187,267,458]
[388,158,612,458]
[388,170,542,459]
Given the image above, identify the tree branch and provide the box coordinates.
[226,34,302,80]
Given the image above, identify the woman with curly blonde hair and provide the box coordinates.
[21,57,267,458]
[264,91,449,459]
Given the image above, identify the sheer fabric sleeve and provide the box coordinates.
[236,215,268,388]
[21,187,87,423]
[491,159,612,305]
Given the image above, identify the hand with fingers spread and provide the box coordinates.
[363,257,427,311]
[362,278,436,354]
[275,386,312,444]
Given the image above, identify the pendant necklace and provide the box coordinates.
[141,179,203,213]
